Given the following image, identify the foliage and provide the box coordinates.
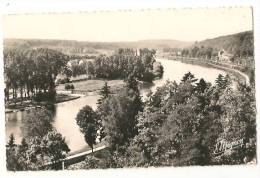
[215,74,232,89]
[41,131,70,163]
[89,72,256,168]
[6,131,70,171]
[179,31,253,60]
[97,82,111,106]
[153,62,164,79]
[66,48,163,83]
[65,83,75,90]
[33,90,56,102]
[76,106,99,152]
[8,134,16,148]
[4,48,68,102]
[181,71,198,83]
[99,87,142,150]
[21,108,53,139]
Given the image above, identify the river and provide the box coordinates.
[5,58,226,152]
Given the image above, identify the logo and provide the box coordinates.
[213,138,244,156]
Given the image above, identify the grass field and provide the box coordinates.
[56,79,125,93]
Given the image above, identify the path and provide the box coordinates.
[205,62,250,85]
[43,145,107,170]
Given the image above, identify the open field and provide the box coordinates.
[56,79,125,93]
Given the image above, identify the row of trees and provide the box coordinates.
[4,48,68,103]
[67,48,163,82]
[182,45,215,59]
[73,72,256,169]
[6,108,70,170]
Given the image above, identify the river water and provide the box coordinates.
[5,58,226,152]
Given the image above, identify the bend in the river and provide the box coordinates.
[6,58,245,152]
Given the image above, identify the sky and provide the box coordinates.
[3,7,253,42]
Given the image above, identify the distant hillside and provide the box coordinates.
[195,31,254,56]
[5,31,253,57]
[133,39,193,49]
[4,38,192,56]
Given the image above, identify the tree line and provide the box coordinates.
[4,48,68,103]
[66,48,164,82]
[73,72,256,169]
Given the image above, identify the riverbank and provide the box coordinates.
[174,58,250,85]
[5,94,80,113]
[6,58,245,155]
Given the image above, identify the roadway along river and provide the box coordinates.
[5,58,227,152]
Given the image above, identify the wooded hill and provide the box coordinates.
[195,31,254,56]
[4,38,192,56]
[4,31,253,57]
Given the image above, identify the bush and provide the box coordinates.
[65,83,75,90]
[33,91,56,102]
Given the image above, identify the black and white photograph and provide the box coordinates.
[0,1,259,177]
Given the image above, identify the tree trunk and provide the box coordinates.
[20,87,23,104]
[12,88,15,99]
[24,88,27,100]
[27,85,30,99]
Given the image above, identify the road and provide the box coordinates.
[43,145,107,170]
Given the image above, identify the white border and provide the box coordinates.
[0,0,259,178]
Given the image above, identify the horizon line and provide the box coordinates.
[3,30,252,44]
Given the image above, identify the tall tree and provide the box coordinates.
[97,82,111,106]
[99,88,142,150]
[21,108,53,139]
[41,130,70,165]
[181,72,198,83]
[215,74,225,89]
[196,78,207,93]
[76,105,98,152]
[7,134,16,148]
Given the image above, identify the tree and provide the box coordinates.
[153,62,164,79]
[41,131,70,165]
[6,131,70,171]
[21,108,53,139]
[97,82,111,106]
[127,111,167,166]
[4,48,68,103]
[125,74,143,114]
[124,74,139,92]
[99,88,142,150]
[215,74,225,89]
[205,47,213,59]
[181,72,198,83]
[76,105,98,152]
[223,74,232,88]
[6,146,19,171]
[196,78,207,93]
[86,61,95,76]
[8,134,16,148]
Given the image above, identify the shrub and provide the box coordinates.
[65,83,75,90]
[33,91,56,102]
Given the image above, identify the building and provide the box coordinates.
[217,49,234,62]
